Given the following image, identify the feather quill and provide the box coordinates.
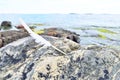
[19,18,66,55]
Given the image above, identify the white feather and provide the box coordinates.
[19,18,66,55]
[19,18,51,46]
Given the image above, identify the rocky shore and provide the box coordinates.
[0,28,80,48]
[0,28,120,80]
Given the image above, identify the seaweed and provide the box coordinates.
[97,28,116,34]
[32,29,44,34]
[98,34,107,39]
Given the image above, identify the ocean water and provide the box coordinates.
[0,14,120,48]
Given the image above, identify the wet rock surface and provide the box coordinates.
[0,35,120,80]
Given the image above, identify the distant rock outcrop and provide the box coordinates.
[0,28,80,48]
[43,28,80,43]
[15,25,24,29]
[1,21,12,27]
[0,30,29,47]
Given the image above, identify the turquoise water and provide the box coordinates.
[0,14,120,48]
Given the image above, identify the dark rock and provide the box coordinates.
[0,30,29,47]
[67,34,80,43]
[15,24,24,29]
[1,21,12,27]
[43,28,80,43]
[15,24,27,31]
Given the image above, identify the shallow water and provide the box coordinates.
[0,14,120,48]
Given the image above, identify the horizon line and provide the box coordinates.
[0,13,120,15]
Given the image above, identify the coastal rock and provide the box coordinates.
[15,25,25,29]
[0,28,80,47]
[1,21,12,27]
[0,30,29,47]
[0,35,120,80]
[43,28,80,43]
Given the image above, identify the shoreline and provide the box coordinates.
[0,28,120,50]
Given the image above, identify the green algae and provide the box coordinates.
[98,34,107,39]
[32,29,44,34]
[97,28,116,34]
